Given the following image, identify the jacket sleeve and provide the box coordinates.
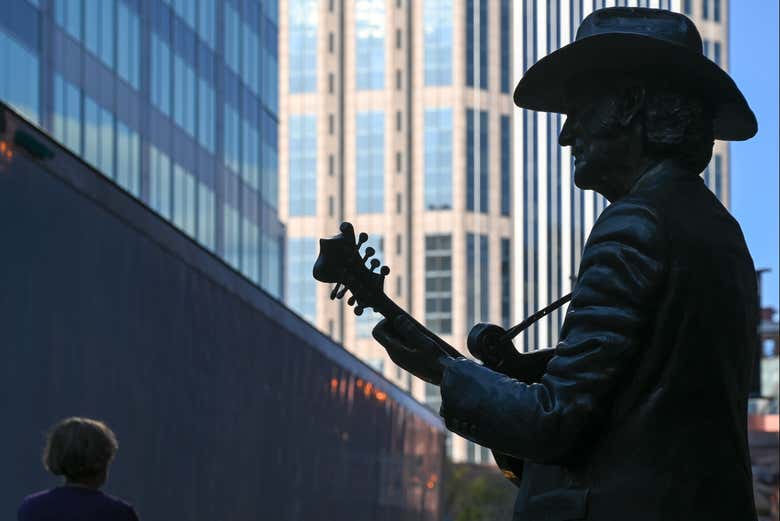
[439,200,665,464]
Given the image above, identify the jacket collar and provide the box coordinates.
[628,159,693,195]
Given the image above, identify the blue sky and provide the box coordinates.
[730,2,779,311]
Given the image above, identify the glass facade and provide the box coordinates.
[1,0,284,300]
[356,111,385,213]
[501,238,511,329]
[425,235,452,335]
[288,114,317,216]
[500,0,511,93]
[356,0,385,90]
[465,0,488,89]
[424,0,452,86]
[466,109,488,213]
[287,237,317,323]
[424,108,453,210]
[466,233,489,329]
[289,0,317,93]
[500,114,511,216]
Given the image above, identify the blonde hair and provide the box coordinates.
[42,417,118,482]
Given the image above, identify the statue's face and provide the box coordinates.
[559,91,628,194]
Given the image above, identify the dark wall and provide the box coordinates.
[0,107,444,520]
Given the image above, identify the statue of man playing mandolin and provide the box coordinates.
[316,7,761,521]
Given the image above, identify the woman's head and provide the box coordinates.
[42,417,118,488]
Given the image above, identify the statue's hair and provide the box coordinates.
[42,417,118,482]
[642,86,715,174]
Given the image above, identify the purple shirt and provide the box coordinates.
[18,486,139,521]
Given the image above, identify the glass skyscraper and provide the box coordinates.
[0,0,284,298]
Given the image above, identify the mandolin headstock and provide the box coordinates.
[312,222,390,316]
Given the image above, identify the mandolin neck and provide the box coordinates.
[374,294,465,360]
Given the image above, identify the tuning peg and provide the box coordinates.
[369,258,380,272]
[354,306,364,316]
[361,247,375,264]
[340,222,354,234]
[347,295,356,306]
[380,266,390,276]
[336,286,348,299]
[357,232,368,248]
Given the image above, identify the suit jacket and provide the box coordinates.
[439,160,759,521]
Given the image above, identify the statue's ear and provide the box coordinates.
[618,84,646,127]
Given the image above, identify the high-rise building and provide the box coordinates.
[0,0,284,297]
[280,0,731,464]
[511,0,731,351]
[281,0,514,463]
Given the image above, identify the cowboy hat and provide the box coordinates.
[513,7,757,141]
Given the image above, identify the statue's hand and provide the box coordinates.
[372,315,449,385]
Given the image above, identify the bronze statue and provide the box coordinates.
[315,7,760,520]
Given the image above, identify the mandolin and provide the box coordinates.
[312,221,527,485]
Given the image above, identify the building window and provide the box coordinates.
[289,115,317,216]
[197,78,216,153]
[424,108,453,210]
[465,0,488,89]
[173,53,196,137]
[52,74,79,153]
[117,2,140,89]
[173,163,197,238]
[425,235,452,334]
[224,3,241,74]
[289,0,318,92]
[260,232,282,298]
[702,0,709,19]
[703,39,710,60]
[356,236,384,337]
[197,0,216,49]
[396,151,402,173]
[683,0,692,14]
[500,115,511,215]
[329,31,335,53]
[197,180,215,251]
[223,203,240,269]
[149,145,172,219]
[396,28,402,49]
[329,154,335,176]
[396,276,402,298]
[466,109,489,213]
[396,234,402,255]
[328,113,334,134]
[150,32,172,116]
[466,233,489,328]
[396,110,402,132]
[116,122,140,197]
[329,0,334,12]
[501,238,511,328]
[713,0,721,22]
[356,0,385,90]
[241,216,260,283]
[216,114,239,192]
[396,69,402,90]
[424,0,452,86]
[500,0,510,93]
[54,0,82,41]
[328,72,334,93]
[287,238,318,323]
[714,42,721,66]
[356,111,385,213]
[84,0,114,69]
[396,192,402,214]
[242,118,261,190]
[83,96,114,179]
[328,195,334,216]
[261,109,279,210]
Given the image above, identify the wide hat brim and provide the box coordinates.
[513,33,757,141]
